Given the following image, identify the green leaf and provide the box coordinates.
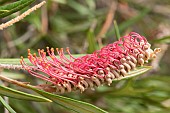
[54,0,67,4]
[1,71,25,79]
[28,86,108,113]
[0,96,17,113]
[0,54,85,65]
[0,85,51,102]
[107,8,150,37]
[113,66,152,81]
[119,8,150,32]
[85,0,95,10]
[67,0,91,15]
[0,10,9,13]
[0,0,35,18]
[151,36,170,44]
[113,20,120,40]
[87,28,97,53]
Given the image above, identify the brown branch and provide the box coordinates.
[41,2,48,34]
[0,1,46,30]
[0,64,24,70]
[0,74,56,93]
[96,1,118,47]
[0,74,29,87]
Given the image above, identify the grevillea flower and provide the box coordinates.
[20,32,161,93]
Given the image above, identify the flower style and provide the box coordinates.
[20,32,161,93]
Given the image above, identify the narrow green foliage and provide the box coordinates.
[113,66,152,81]
[0,96,17,113]
[1,71,25,79]
[28,86,108,113]
[0,10,9,13]
[87,29,97,53]
[0,85,51,102]
[107,8,150,37]
[0,58,31,65]
[151,36,170,44]
[119,8,150,32]
[0,0,35,18]
[113,20,121,40]
[67,0,91,15]
[0,54,85,65]
[54,0,67,4]
[85,0,95,10]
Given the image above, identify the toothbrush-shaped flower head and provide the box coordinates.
[20,32,161,93]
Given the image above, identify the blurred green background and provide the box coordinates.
[0,0,170,113]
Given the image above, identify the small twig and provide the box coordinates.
[0,74,55,93]
[41,2,48,34]
[0,1,46,30]
[0,64,24,70]
[0,74,34,89]
[96,1,117,47]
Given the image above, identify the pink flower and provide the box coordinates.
[20,32,161,93]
